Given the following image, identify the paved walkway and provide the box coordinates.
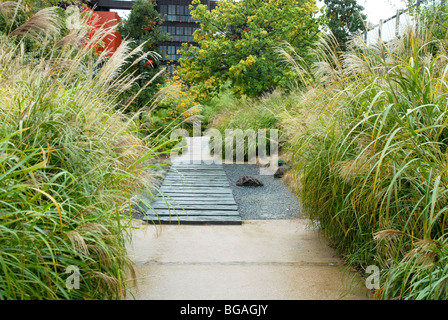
[126,136,369,300]
[127,220,368,299]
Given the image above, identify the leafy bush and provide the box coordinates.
[145,69,202,143]
[179,0,320,100]
[203,86,297,161]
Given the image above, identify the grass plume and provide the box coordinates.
[0,3,163,299]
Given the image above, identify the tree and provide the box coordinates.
[118,0,170,112]
[323,0,366,51]
[178,0,320,100]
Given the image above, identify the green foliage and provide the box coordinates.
[417,0,448,45]
[280,16,448,299]
[0,4,164,299]
[179,0,320,100]
[139,69,202,151]
[21,0,61,8]
[118,0,170,112]
[323,0,366,51]
[200,82,238,127]
[0,2,24,32]
[203,87,296,160]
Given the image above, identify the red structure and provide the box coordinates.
[95,11,122,55]
[85,9,122,56]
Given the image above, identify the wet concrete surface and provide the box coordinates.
[126,219,369,300]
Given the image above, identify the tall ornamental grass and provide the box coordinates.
[0,2,161,299]
[280,17,448,299]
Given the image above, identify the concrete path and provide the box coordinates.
[126,219,368,300]
[126,135,369,300]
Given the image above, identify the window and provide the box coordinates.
[168,5,176,14]
[159,5,167,15]
[176,27,183,35]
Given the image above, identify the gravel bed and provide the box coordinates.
[223,164,304,220]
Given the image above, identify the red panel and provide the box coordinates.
[92,11,122,56]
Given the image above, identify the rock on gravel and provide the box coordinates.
[223,164,303,220]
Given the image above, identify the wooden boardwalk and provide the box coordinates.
[143,137,242,225]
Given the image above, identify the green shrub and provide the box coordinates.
[203,87,298,161]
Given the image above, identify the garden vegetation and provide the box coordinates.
[3,0,448,301]
[204,2,448,299]
[0,2,163,299]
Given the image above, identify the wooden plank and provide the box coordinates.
[152,206,238,211]
[164,175,228,179]
[164,180,230,183]
[143,215,242,225]
[163,182,230,186]
[160,187,233,193]
[166,173,228,177]
[160,185,232,189]
[165,175,227,179]
[168,169,226,172]
[144,159,241,225]
[159,192,233,196]
[165,178,230,181]
[158,193,234,198]
[162,181,230,185]
[169,171,226,175]
[163,183,231,188]
[163,179,229,183]
[166,171,227,175]
[159,192,234,196]
[163,186,231,189]
[157,195,235,199]
[152,203,238,210]
[166,175,227,178]
[153,196,237,202]
[171,163,223,167]
[154,195,235,201]
[146,209,240,216]
[166,173,227,177]
[154,197,235,203]
[169,168,224,171]
[170,168,225,171]
[152,199,237,205]
[164,180,230,185]
[171,168,224,171]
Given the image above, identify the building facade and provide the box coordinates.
[90,0,218,70]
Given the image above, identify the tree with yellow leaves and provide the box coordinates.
[179,0,320,100]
